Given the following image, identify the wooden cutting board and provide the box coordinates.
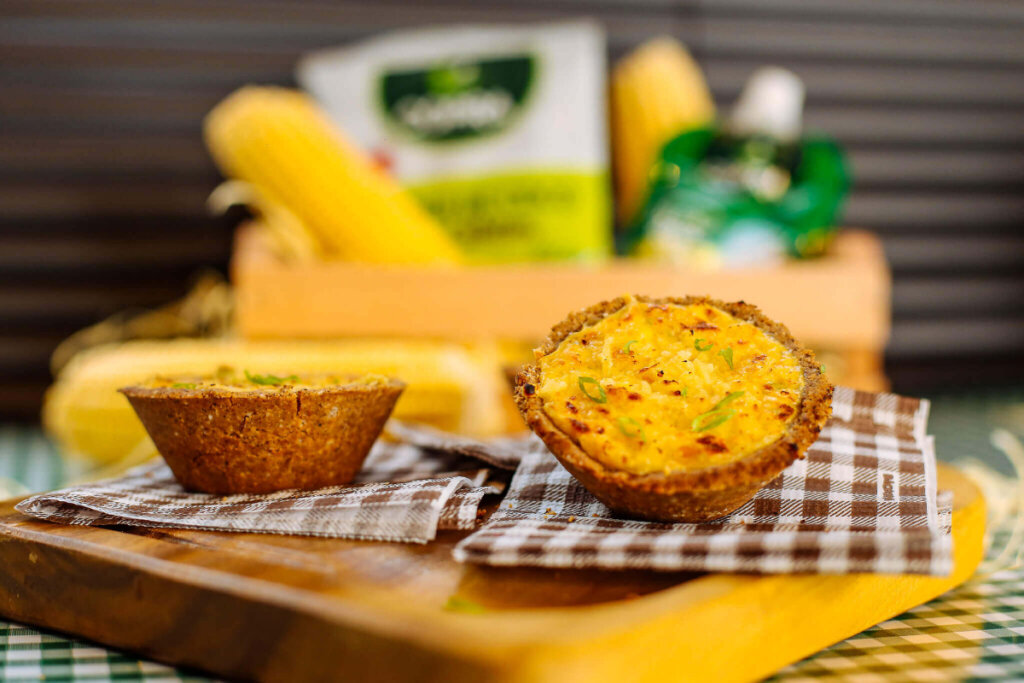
[0,464,984,683]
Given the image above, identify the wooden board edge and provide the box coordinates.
[0,464,984,683]
[0,521,506,681]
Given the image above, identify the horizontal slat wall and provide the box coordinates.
[1,0,1023,419]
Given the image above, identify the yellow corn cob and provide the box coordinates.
[611,38,715,225]
[43,339,505,466]
[204,86,463,265]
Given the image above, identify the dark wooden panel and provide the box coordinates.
[700,15,1024,65]
[0,234,231,274]
[0,336,69,376]
[804,106,1024,148]
[0,134,212,176]
[843,192,1024,234]
[889,318,1024,356]
[0,383,48,421]
[0,214,235,238]
[886,353,1024,393]
[849,149,1024,189]
[883,235,1024,274]
[703,0,1024,27]
[893,277,1024,317]
[1,283,192,326]
[0,182,210,219]
[0,86,228,125]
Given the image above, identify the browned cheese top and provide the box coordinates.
[536,297,805,474]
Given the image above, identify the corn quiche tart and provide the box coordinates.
[514,295,833,522]
[121,369,403,494]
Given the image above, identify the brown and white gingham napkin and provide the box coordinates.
[386,420,530,470]
[17,435,512,544]
[454,387,954,575]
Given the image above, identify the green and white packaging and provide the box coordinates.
[298,20,611,263]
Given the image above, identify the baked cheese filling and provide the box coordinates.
[536,298,805,474]
[145,367,390,392]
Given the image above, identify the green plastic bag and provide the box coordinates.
[620,126,850,268]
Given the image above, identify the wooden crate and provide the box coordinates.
[233,227,890,390]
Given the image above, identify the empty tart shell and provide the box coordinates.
[121,373,404,494]
[514,295,833,522]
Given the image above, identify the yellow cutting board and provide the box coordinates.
[0,464,984,683]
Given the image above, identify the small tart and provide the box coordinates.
[515,295,832,522]
[121,369,404,494]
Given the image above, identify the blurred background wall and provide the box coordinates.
[2,0,1023,421]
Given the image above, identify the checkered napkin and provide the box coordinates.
[16,432,515,544]
[454,387,954,575]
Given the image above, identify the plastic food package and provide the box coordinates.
[621,68,850,269]
[298,20,612,263]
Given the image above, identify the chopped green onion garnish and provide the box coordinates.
[443,596,487,614]
[694,338,714,352]
[820,364,828,374]
[617,416,646,440]
[691,409,736,432]
[713,391,744,410]
[622,339,638,353]
[171,383,196,389]
[719,347,734,369]
[244,370,299,386]
[578,376,607,403]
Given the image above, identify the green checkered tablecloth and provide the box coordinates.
[776,565,1024,681]
[0,628,204,682]
[1,389,1022,682]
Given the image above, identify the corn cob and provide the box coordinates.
[611,38,715,225]
[44,339,505,465]
[204,86,463,265]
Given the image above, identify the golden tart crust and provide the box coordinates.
[121,373,404,495]
[515,295,833,522]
